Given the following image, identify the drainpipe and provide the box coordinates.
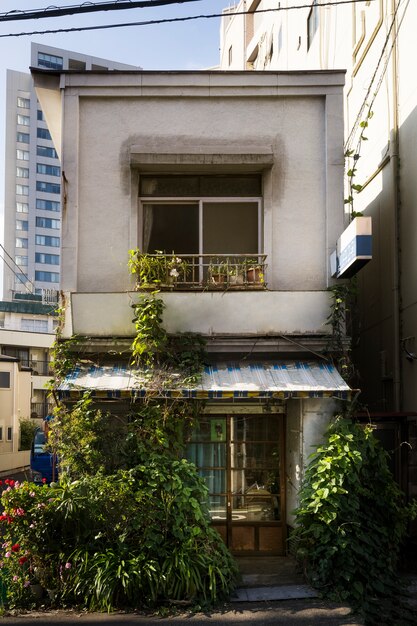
[391,0,402,411]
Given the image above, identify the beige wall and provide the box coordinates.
[0,360,31,458]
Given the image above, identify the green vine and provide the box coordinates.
[344,108,373,220]
[293,416,417,625]
[326,281,357,383]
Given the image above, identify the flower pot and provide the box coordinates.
[246,267,262,284]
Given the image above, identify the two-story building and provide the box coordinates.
[32,68,350,556]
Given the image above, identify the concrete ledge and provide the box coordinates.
[231,584,319,602]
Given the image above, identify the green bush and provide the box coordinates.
[0,456,237,611]
[18,419,37,451]
[293,416,417,625]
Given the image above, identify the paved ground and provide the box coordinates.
[1,600,364,625]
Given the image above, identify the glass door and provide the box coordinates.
[186,413,285,555]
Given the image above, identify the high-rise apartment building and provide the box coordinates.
[3,43,138,300]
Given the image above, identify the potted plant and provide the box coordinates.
[208,259,228,286]
[128,250,187,289]
[245,258,264,286]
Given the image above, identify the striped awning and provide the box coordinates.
[58,361,351,400]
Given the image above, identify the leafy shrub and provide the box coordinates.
[18,419,37,451]
[0,457,237,610]
[293,416,417,625]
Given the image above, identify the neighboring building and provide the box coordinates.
[3,43,139,300]
[34,67,349,556]
[220,0,417,535]
[0,293,57,473]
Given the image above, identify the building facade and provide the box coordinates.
[220,0,417,534]
[34,68,349,556]
[3,43,138,300]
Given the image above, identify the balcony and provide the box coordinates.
[128,253,267,291]
[31,402,54,420]
[29,359,54,376]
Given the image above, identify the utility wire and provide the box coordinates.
[0,243,36,291]
[0,0,205,23]
[0,0,374,38]
[344,0,403,151]
[0,246,35,294]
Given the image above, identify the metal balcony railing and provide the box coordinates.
[31,402,54,419]
[130,253,267,291]
[29,360,54,376]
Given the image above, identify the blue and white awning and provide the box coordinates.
[58,361,351,400]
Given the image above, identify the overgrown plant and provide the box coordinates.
[18,419,38,451]
[344,108,373,220]
[293,416,417,625]
[326,281,358,384]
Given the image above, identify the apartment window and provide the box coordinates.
[36,199,60,212]
[17,132,30,144]
[0,373,10,389]
[16,220,28,231]
[6,427,12,442]
[16,237,28,248]
[0,427,3,441]
[36,163,61,177]
[35,252,60,265]
[35,235,60,247]
[16,202,29,213]
[16,166,29,178]
[37,145,58,159]
[17,149,29,161]
[15,255,28,266]
[37,128,52,141]
[15,273,27,285]
[37,110,44,121]
[36,181,60,194]
[17,97,30,108]
[307,0,319,50]
[140,174,261,256]
[21,318,49,332]
[35,271,60,283]
[36,217,60,229]
[16,184,29,196]
[38,52,63,70]
[17,114,30,126]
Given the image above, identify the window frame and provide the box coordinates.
[138,196,263,257]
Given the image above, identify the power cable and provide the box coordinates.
[0,0,205,23]
[344,0,404,151]
[0,252,34,294]
[0,243,36,292]
[0,0,375,38]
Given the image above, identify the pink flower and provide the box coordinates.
[65,562,72,569]
[29,492,36,498]
[14,508,25,517]
[12,576,18,582]
[23,580,30,588]
[5,552,11,558]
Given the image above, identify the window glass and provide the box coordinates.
[140,175,262,197]
[38,52,63,70]
[17,149,29,161]
[16,202,29,213]
[16,220,28,231]
[16,184,29,196]
[37,128,52,141]
[37,145,58,159]
[36,163,61,177]
[36,181,60,194]
[36,199,60,212]
[35,253,60,265]
[21,319,49,332]
[17,132,30,144]
[35,235,60,247]
[36,217,60,229]
[35,271,60,283]
[37,110,44,121]
[16,167,29,178]
[0,372,10,388]
[17,97,30,108]
[15,255,28,266]
[16,238,28,248]
[143,203,199,254]
[6,427,12,442]
[17,114,30,126]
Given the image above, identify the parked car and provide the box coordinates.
[30,428,58,484]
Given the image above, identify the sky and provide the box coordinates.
[0,0,231,295]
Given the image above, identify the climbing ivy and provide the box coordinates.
[293,416,417,625]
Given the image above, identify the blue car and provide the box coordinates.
[30,429,58,484]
